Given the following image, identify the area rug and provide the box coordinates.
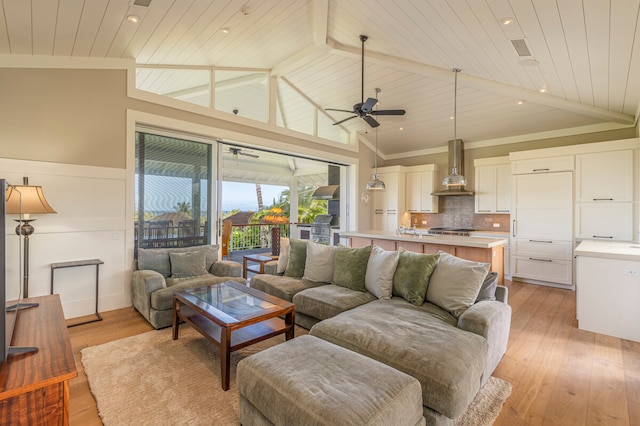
[82,326,511,426]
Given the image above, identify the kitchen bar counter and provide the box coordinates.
[574,239,640,261]
[340,231,507,249]
[341,231,507,284]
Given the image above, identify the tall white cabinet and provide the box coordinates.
[575,150,633,241]
[372,166,406,232]
[510,154,574,288]
[405,164,439,213]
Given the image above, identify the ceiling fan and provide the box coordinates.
[325,35,406,128]
[224,147,260,159]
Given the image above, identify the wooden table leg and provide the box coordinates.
[285,310,295,341]
[220,327,231,391]
[172,298,180,340]
[242,257,248,279]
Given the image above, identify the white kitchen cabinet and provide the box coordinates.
[576,150,633,202]
[371,166,406,232]
[405,164,438,213]
[511,171,574,287]
[575,203,633,241]
[575,150,634,241]
[511,155,574,175]
[474,157,511,214]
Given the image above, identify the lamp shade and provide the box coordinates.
[5,185,57,215]
[366,174,386,191]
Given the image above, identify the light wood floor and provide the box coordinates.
[67,279,640,425]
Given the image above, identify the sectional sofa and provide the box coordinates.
[250,239,512,425]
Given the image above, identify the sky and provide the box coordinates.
[221,182,287,212]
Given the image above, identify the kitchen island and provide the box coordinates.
[341,231,507,284]
[575,240,640,342]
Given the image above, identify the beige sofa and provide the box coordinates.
[132,245,245,329]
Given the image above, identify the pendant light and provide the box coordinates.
[442,68,467,188]
[366,88,385,191]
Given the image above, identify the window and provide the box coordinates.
[135,132,212,254]
[136,68,211,107]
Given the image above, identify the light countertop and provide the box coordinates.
[340,230,507,249]
[575,240,640,262]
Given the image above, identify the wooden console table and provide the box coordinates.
[0,294,78,425]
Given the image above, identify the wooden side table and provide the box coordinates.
[50,258,104,327]
[243,254,275,278]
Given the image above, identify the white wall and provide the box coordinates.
[1,159,129,319]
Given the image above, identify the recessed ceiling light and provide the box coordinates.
[539,87,549,93]
[501,17,515,25]
[399,127,404,131]
[517,100,526,105]
[449,116,454,120]
[221,27,231,34]
[127,15,141,23]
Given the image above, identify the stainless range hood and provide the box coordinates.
[311,184,340,200]
[431,139,474,196]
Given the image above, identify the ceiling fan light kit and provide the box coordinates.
[326,35,406,129]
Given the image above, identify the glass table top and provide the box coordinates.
[186,282,278,322]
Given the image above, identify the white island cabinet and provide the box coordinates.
[575,240,640,342]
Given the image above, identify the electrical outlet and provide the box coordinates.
[421,220,427,225]
[493,223,500,228]
[112,231,120,240]
[623,268,639,276]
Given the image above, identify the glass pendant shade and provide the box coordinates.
[442,167,467,187]
[366,174,386,191]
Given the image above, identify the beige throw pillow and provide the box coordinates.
[365,246,400,299]
[426,251,490,318]
[302,241,337,283]
[277,237,290,274]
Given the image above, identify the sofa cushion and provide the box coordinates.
[476,271,498,302]
[250,273,326,303]
[392,249,438,306]
[169,250,208,279]
[302,241,337,283]
[309,298,488,419]
[365,246,399,299]
[426,252,490,318]
[293,284,376,321]
[150,276,245,311]
[332,245,371,292]
[277,237,290,274]
[138,245,219,278]
[284,239,307,278]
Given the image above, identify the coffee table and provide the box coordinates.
[172,280,295,391]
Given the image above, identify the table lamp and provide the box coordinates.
[5,177,57,298]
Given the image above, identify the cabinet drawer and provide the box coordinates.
[511,155,574,174]
[575,203,633,241]
[513,239,573,259]
[513,256,573,285]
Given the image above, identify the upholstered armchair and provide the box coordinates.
[132,245,245,329]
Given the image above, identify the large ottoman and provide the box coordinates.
[237,335,426,426]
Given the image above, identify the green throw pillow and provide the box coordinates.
[332,245,372,292]
[284,239,307,278]
[392,249,439,306]
[169,250,208,279]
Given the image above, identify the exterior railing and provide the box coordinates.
[230,223,290,252]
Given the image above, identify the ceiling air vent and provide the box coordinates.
[510,39,532,57]
[132,0,152,7]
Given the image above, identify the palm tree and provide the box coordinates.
[176,201,191,216]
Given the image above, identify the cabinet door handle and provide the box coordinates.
[533,168,550,172]
[512,220,516,237]
[529,239,552,243]
[496,210,510,212]
[593,235,614,239]
[529,258,553,262]
[592,198,614,201]
[478,209,491,212]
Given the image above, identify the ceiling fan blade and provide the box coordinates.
[361,97,378,113]
[326,108,356,114]
[362,115,380,128]
[370,109,406,116]
[333,115,358,126]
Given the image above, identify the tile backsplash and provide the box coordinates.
[410,196,510,231]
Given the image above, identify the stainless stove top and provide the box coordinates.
[427,227,475,236]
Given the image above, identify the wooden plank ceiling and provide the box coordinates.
[1,0,639,157]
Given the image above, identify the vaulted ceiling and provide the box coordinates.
[1,0,639,157]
